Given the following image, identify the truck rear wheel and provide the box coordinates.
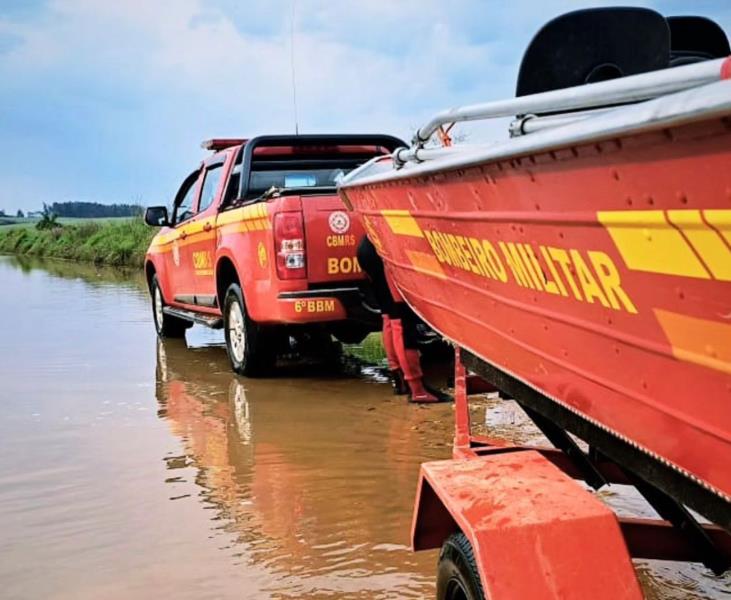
[224,283,276,376]
[151,275,188,338]
[436,532,485,600]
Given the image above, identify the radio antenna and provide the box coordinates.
[289,0,300,135]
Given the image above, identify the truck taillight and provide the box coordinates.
[274,212,306,279]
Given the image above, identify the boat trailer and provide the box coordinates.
[412,348,731,598]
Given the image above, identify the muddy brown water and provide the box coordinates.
[0,255,729,599]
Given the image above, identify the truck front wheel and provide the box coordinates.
[436,532,485,600]
[224,283,276,376]
[151,275,189,338]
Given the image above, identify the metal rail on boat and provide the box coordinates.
[391,57,731,166]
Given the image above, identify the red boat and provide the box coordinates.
[340,8,731,599]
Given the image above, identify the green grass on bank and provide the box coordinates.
[0,216,35,230]
[0,216,390,360]
[0,216,135,230]
[342,332,386,364]
[0,218,155,267]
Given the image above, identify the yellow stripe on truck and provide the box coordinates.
[597,210,710,279]
[381,209,424,238]
[217,203,269,226]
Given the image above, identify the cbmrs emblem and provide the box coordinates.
[329,211,350,234]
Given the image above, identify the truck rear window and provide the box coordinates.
[249,167,349,195]
[220,137,405,205]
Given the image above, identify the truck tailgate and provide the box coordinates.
[301,195,366,284]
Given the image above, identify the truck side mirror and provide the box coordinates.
[144,206,169,227]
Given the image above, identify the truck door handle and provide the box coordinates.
[203,223,213,232]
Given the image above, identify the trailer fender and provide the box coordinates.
[411,451,644,599]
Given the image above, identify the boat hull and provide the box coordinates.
[341,116,731,505]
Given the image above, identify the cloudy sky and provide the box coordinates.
[1,0,729,211]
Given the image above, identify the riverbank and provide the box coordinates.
[0,218,154,267]
[0,219,389,360]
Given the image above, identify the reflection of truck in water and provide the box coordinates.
[144,135,404,375]
[154,339,451,596]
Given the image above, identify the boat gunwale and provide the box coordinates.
[339,80,731,190]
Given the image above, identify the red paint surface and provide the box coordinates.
[146,143,378,326]
[342,117,731,502]
[413,454,643,599]
[721,56,731,80]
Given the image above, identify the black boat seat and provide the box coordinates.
[667,16,730,67]
[515,7,730,106]
[516,7,670,96]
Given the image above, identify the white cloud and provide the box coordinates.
[0,0,729,208]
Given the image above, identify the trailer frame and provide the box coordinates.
[411,347,731,598]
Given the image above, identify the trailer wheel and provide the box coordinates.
[151,275,189,338]
[437,532,485,600]
[224,283,276,376]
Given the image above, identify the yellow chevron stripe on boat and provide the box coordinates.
[406,249,446,280]
[597,210,710,279]
[667,210,731,281]
[655,309,731,375]
[381,210,424,238]
[703,210,731,246]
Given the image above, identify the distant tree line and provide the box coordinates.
[45,202,144,218]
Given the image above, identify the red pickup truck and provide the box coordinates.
[143,134,404,375]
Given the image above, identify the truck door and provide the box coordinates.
[166,169,203,306]
[189,157,227,309]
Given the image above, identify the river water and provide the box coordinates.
[0,255,728,599]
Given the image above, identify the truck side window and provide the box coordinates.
[172,171,200,225]
[222,163,242,208]
[198,164,224,213]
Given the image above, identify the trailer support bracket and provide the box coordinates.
[412,452,643,599]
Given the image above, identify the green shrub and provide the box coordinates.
[35,209,60,230]
[0,217,156,268]
[342,333,386,364]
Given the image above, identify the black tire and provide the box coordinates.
[223,283,276,376]
[436,532,486,600]
[151,275,189,338]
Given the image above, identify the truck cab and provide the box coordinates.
[144,134,405,375]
